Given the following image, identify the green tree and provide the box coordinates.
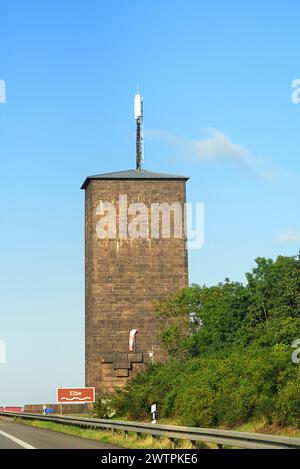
[113,254,300,428]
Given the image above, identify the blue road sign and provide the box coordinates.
[44,408,53,414]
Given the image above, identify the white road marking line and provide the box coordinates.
[0,430,36,449]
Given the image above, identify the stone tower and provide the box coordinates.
[82,170,189,395]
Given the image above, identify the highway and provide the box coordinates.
[0,416,120,449]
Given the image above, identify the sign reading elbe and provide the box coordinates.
[57,387,95,404]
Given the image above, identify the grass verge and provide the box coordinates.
[234,419,300,438]
[15,416,300,449]
[15,418,201,449]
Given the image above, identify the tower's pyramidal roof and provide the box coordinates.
[81,168,189,189]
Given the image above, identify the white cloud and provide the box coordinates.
[146,128,276,179]
[278,229,300,243]
[0,79,6,104]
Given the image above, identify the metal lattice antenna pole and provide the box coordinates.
[134,93,144,171]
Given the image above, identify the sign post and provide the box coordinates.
[151,403,157,424]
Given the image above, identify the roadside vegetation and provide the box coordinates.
[16,416,300,449]
[98,254,300,430]
[16,419,197,449]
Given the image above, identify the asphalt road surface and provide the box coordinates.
[0,417,120,449]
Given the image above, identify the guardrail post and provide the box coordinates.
[191,440,197,448]
[191,440,206,449]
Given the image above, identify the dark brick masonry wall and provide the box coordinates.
[84,179,189,396]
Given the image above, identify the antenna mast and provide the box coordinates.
[134,93,144,171]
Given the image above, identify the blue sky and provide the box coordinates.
[0,0,300,405]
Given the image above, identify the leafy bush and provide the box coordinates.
[93,396,116,419]
[274,368,300,426]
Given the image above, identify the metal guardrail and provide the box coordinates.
[1,411,300,449]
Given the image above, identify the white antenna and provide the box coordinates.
[134,93,144,171]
